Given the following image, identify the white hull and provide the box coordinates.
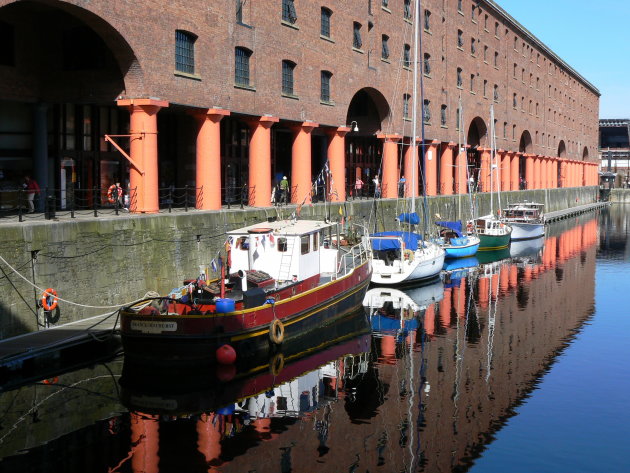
[508,222,545,240]
[371,243,445,285]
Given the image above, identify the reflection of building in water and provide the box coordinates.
[207,218,598,472]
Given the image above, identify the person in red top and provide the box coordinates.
[23,175,40,213]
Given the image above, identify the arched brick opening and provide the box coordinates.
[558,140,567,158]
[582,146,589,160]
[519,130,533,153]
[345,88,391,195]
[467,116,488,148]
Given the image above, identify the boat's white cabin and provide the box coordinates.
[226,219,341,282]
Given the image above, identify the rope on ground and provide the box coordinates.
[0,255,152,310]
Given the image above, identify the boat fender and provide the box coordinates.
[42,377,59,385]
[269,319,285,345]
[265,297,276,305]
[216,344,237,365]
[404,249,414,262]
[270,352,285,376]
[41,288,58,312]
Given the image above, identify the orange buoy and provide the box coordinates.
[41,288,58,312]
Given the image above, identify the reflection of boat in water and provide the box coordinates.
[119,308,371,415]
[363,279,444,335]
[475,247,511,265]
[443,256,479,288]
[510,236,544,261]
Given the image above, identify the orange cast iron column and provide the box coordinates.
[291,121,318,205]
[525,154,534,189]
[499,149,510,192]
[195,108,230,210]
[440,142,455,195]
[378,134,402,198]
[247,115,279,207]
[327,127,349,202]
[455,144,469,194]
[404,138,419,197]
[425,140,440,196]
[533,155,541,189]
[510,151,519,190]
[117,98,169,213]
[479,147,491,193]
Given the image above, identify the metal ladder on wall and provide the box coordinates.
[277,237,296,281]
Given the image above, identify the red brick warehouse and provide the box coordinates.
[0,0,600,212]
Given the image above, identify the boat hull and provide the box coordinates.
[508,222,545,240]
[478,232,511,250]
[121,263,371,363]
[443,239,480,258]
[371,246,445,286]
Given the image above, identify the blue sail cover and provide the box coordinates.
[371,231,420,251]
[435,220,464,237]
[397,212,421,225]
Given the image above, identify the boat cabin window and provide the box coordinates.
[277,237,288,252]
[237,236,249,250]
[301,235,310,254]
[313,231,319,249]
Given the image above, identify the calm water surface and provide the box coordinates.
[1,206,628,472]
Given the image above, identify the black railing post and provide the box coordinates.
[18,189,24,222]
[46,190,55,220]
[93,187,98,217]
[240,185,245,210]
[184,185,189,212]
[168,187,172,213]
[70,191,75,218]
[44,187,50,219]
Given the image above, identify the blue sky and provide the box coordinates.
[497,0,630,118]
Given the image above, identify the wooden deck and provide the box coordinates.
[545,202,609,223]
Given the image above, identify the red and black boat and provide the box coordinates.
[119,219,372,363]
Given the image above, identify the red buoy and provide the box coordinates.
[216,344,237,365]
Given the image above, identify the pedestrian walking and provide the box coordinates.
[354,177,364,199]
[23,175,40,213]
[280,176,289,205]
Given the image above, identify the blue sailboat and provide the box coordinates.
[435,220,480,259]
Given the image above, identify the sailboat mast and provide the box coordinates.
[410,0,419,215]
[490,105,494,214]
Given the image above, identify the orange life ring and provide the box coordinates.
[43,376,59,385]
[107,184,122,204]
[41,288,58,311]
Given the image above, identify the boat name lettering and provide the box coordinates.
[131,320,177,333]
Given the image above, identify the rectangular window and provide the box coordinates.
[235,47,251,86]
[457,68,462,88]
[175,30,195,74]
[424,9,431,31]
[494,84,499,101]
[403,44,411,68]
[470,38,476,55]
[471,4,476,21]
[457,0,463,12]
[282,0,297,24]
[440,105,447,127]
[457,30,463,48]
[321,8,331,37]
[277,237,288,252]
[282,60,295,95]
[403,94,410,119]
[423,53,431,75]
[381,35,390,59]
[301,235,310,254]
[483,79,487,97]
[353,22,362,49]
[423,99,431,124]
[456,107,461,130]
[320,71,331,102]
[494,51,498,67]
[470,74,475,93]
[236,0,244,23]
[404,0,412,20]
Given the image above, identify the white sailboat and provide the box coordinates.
[370,0,445,285]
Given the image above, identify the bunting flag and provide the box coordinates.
[338,206,343,215]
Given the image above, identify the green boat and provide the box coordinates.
[470,215,512,250]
